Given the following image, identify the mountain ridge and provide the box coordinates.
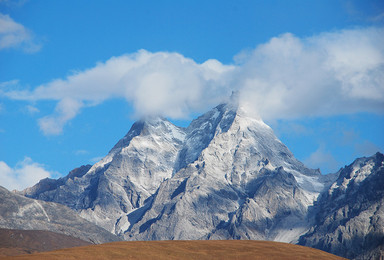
[299,152,384,259]
[16,97,383,259]
[0,186,120,244]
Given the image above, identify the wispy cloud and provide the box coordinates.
[25,105,39,114]
[355,140,381,155]
[343,0,384,23]
[0,13,41,52]
[341,129,381,156]
[74,150,88,156]
[271,121,313,138]
[3,27,384,135]
[0,157,51,191]
[0,79,19,88]
[304,145,340,174]
[0,0,29,8]
[38,98,83,135]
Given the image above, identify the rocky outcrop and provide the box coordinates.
[299,152,384,259]
[23,118,186,235]
[0,186,120,244]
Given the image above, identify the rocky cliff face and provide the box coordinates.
[299,152,384,259]
[0,186,119,244]
[121,102,329,242]
[23,118,185,235]
[21,165,92,208]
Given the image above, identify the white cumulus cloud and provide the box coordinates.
[6,50,234,135]
[0,157,51,191]
[237,27,384,119]
[3,27,384,135]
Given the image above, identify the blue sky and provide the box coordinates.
[0,0,383,190]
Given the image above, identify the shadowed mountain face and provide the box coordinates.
[19,96,383,259]
[0,186,120,244]
[0,228,91,257]
[299,152,384,259]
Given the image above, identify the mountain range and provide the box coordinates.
[1,95,382,259]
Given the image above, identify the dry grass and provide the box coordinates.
[0,229,91,257]
[0,240,346,260]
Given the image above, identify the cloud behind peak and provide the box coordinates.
[3,27,384,135]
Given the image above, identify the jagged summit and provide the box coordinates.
[110,116,185,153]
[174,91,274,172]
[174,101,237,172]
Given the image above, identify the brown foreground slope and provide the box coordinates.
[0,229,91,257]
[0,240,346,260]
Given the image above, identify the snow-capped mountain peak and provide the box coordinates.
[23,96,334,241]
[328,152,384,195]
[110,116,185,153]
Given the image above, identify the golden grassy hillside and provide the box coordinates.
[0,240,346,260]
